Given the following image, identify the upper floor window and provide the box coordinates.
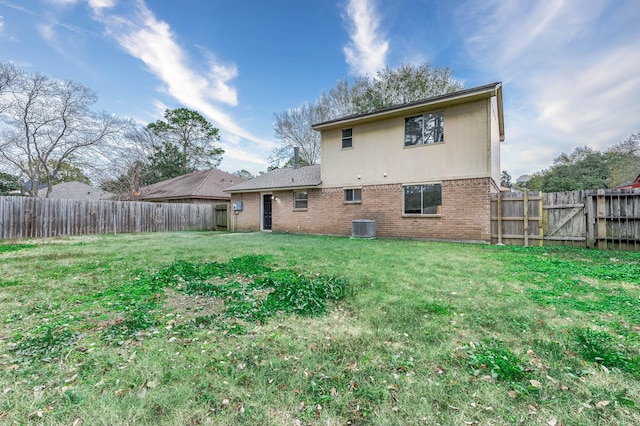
[344,188,362,203]
[404,111,444,146]
[294,191,308,209]
[403,183,442,215]
[342,128,353,149]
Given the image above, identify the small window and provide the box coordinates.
[403,184,442,215]
[404,111,444,146]
[344,188,362,203]
[294,191,308,209]
[342,128,353,149]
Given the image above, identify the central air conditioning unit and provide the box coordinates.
[352,219,376,238]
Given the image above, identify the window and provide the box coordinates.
[294,191,308,209]
[404,111,444,146]
[342,128,353,149]
[403,184,442,215]
[344,188,362,203]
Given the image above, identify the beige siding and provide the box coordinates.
[321,98,494,187]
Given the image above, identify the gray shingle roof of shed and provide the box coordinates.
[37,181,114,200]
[138,168,244,201]
[225,165,321,193]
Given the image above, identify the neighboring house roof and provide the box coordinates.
[137,168,244,201]
[225,165,321,193]
[616,173,640,189]
[37,181,114,200]
[312,82,505,141]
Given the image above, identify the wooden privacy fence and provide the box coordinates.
[491,189,640,250]
[0,196,230,239]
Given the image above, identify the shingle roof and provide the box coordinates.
[616,173,640,189]
[311,82,504,141]
[137,169,245,201]
[225,165,321,193]
[37,181,114,200]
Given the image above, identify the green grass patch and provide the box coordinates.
[464,338,529,382]
[487,246,640,323]
[1,233,639,425]
[10,325,78,363]
[164,256,348,331]
[0,243,37,253]
[572,328,640,377]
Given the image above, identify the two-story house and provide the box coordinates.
[225,82,504,242]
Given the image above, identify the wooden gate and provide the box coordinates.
[586,190,640,250]
[491,191,543,246]
[215,204,228,230]
[542,190,587,247]
[491,189,640,250]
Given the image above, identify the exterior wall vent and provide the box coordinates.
[352,219,376,238]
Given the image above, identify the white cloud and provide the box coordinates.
[0,0,32,13]
[207,59,238,108]
[342,0,388,77]
[37,22,56,42]
[460,0,607,76]
[92,0,275,149]
[46,0,78,5]
[151,99,168,120]
[537,44,640,142]
[88,0,116,10]
[35,14,96,65]
[457,0,640,177]
[103,7,226,103]
[219,145,268,168]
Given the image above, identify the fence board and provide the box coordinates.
[491,191,542,246]
[0,197,227,239]
[492,189,640,250]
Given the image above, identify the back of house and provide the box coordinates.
[226,82,504,242]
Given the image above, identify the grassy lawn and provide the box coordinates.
[0,232,639,425]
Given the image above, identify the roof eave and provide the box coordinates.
[496,84,505,142]
[225,183,322,194]
[311,82,503,132]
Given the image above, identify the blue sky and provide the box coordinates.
[1,0,639,179]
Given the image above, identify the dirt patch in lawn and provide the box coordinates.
[163,288,225,319]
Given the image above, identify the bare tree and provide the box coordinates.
[271,102,327,166]
[97,127,158,198]
[0,62,21,113]
[0,69,128,197]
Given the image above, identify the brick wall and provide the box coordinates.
[230,192,261,231]
[230,177,497,242]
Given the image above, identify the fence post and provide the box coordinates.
[538,191,544,246]
[585,193,595,248]
[523,192,529,246]
[596,189,607,249]
[497,192,503,244]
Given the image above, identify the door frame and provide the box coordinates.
[261,193,273,231]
